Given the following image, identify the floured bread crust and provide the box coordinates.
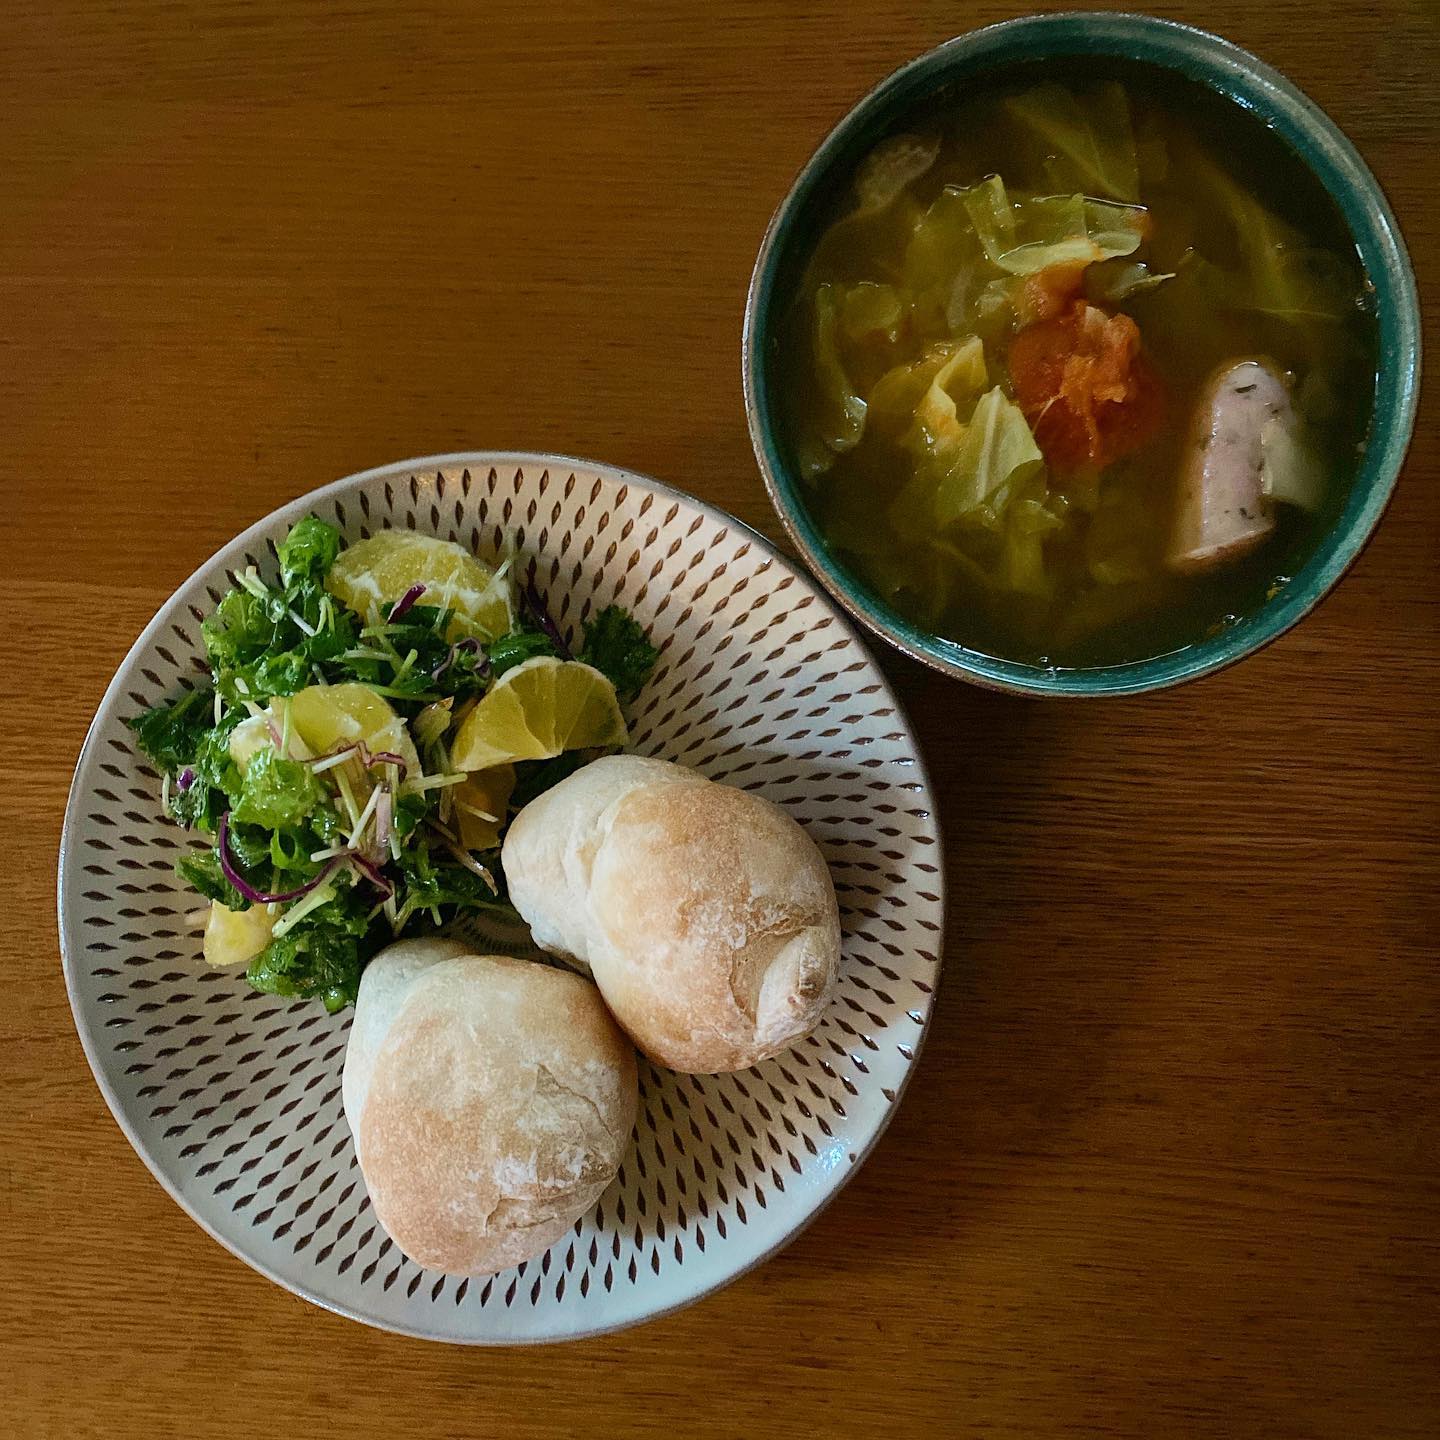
[345,948,637,1275]
[343,936,472,1149]
[503,755,841,1073]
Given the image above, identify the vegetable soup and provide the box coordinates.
[775,63,1377,668]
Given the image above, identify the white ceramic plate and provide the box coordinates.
[58,453,945,1343]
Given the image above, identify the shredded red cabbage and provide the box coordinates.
[523,577,573,659]
[389,583,426,622]
[177,767,196,791]
[432,636,487,683]
[217,812,340,905]
[350,853,394,898]
[309,740,409,776]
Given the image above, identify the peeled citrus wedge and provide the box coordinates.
[325,532,511,640]
[451,658,627,771]
[203,900,277,968]
[228,712,281,770]
[282,683,421,776]
[452,764,517,852]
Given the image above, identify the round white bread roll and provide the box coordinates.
[502,755,841,1073]
[342,939,637,1276]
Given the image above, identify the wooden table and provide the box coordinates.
[4,3,1437,1436]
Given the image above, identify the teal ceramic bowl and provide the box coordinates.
[743,12,1421,696]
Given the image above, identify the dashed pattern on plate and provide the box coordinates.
[61,456,944,1343]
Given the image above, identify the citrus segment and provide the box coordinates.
[325,532,511,640]
[451,658,627,771]
[283,683,421,776]
[203,900,277,968]
[453,765,517,852]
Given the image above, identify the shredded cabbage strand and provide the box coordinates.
[959,176,1149,276]
[801,282,869,474]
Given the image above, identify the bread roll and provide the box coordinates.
[342,936,471,1142]
[503,754,695,974]
[503,755,840,1073]
[343,940,637,1275]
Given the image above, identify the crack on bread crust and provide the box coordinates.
[725,912,817,1021]
[534,1063,632,1156]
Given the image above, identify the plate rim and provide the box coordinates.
[57,449,946,1344]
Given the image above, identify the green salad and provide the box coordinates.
[127,516,658,1012]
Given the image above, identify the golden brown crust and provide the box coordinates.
[502,756,841,1073]
[342,936,472,1148]
[348,950,637,1276]
[501,754,705,971]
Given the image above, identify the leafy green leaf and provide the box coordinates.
[290,580,359,663]
[269,825,331,876]
[487,626,559,678]
[382,605,458,667]
[157,711,243,833]
[392,789,433,838]
[191,719,243,798]
[231,748,322,829]
[327,604,489,700]
[397,840,500,918]
[224,818,274,871]
[205,566,361,704]
[277,516,342,582]
[126,689,213,773]
[307,805,348,848]
[247,887,371,1013]
[170,777,226,832]
[579,606,659,701]
[202,588,281,670]
[217,649,313,706]
[177,849,250,910]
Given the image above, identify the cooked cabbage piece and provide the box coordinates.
[854,132,941,212]
[1002,80,1142,202]
[960,177,1148,276]
[933,386,1045,525]
[799,282,869,475]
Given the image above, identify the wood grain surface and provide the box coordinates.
[3,2,1437,1436]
